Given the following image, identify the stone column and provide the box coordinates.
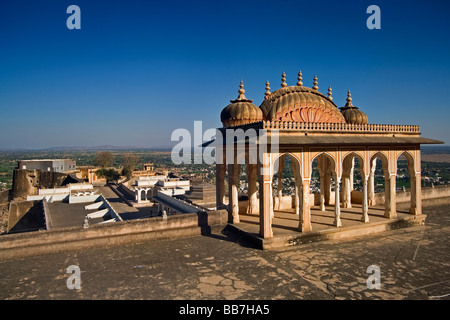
[319,170,326,211]
[410,171,422,215]
[361,174,369,223]
[276,156,284,210]
[247,164,258,214]
[334,173,342,227]
[228,163,240,223]
[259,154,273,239]
[349,158,355,191]
[384,174,397,219]
[325,170,332,206]
[342,173,352,208]
[368,159,376,206]
[215,163,226,209]
[292,160,301,216]
[298,179,312,232]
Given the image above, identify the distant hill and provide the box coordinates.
[0,145,174,152]
[421,146,450,154]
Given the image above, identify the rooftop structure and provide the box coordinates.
[216,69,444,239]
[18,159,76,173]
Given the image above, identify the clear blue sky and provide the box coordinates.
[0,0,449,149]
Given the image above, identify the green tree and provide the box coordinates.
[121,153,139,179]
[93,151,114,168]
[96,168,120,183]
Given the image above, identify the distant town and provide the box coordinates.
[2,147,450,194]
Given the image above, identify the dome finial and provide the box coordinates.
[281,72,287,88]
[346,90,353,107]
[230,80,253,103]
[265,80,271,99]
[312,75,318,90]
[297,70,303,86]
[328,86,333,101]
[236,80,247,100]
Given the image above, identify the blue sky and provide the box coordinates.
[0,0,449,149]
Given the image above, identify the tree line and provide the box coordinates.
[93,151,139,182]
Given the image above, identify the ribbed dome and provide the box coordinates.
[340,91,368,125]
[260,73,346,123]
[220,81,263,128]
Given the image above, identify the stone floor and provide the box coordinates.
[0,204,449,302]
[235,204,414,237]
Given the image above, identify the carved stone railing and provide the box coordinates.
[222,121,421,134]
[263,121,420,134]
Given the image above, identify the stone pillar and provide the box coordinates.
[410,171,422,215]
[368,159,376,206]
[247,164,258,214]
[349,158,355,191]
[228,163,240,223]
[276,156,284,210]
[319,170,326,211]
[384,174,397,219]
[342,173,352,208]
[215,163,226,209]
[259,154,273,238]
[292,160,301,216]
[361,174,369,223]
[325,171,332,205]
[334,173,342,227]
[298,179,312,232]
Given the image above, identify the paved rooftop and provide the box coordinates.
[0,204,449,301]
[235,204,413,236]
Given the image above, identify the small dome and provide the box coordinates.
[340,91,368,125]
[220,81,263,127]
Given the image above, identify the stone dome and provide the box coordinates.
[220,81,263,127]
[340,91,368,125]
[259,72,346,123]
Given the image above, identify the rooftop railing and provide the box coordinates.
[222,121,421,134]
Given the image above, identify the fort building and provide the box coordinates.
[18,159,76,173]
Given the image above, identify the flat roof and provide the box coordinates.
[268,135,445,146]
[203,135,444,147]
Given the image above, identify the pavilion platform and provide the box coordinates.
[225,205,427,250]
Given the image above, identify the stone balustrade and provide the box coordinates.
[221,121,421,134]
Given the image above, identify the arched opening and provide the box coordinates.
[369,152,396,218]
[310,153,342,227]
[342,152,368,222]
[268,153,303,234]
[310,153,335,211]
[273,155,297,210]
[141,189,146,201]
[397,151,418,214]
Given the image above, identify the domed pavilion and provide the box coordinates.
[214,69,443,240]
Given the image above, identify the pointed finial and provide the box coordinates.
[297,70,303,86]
[346,90,353,107]
[312,75,318,90]
[230,80,253,103]
[328,86,333,101]
[265,80,271,99]
[238,80,245,94]
[236,80,248,100]
[281,72,287,88]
